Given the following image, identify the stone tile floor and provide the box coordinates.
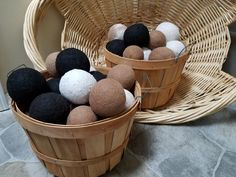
[0,103,236,177]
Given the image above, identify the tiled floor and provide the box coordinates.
[1,103,236,177]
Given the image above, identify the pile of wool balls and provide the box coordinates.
[7,48,136,125]
[106,22,186,61]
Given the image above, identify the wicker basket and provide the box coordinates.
[12,67,141,177]
[24,0,236,124]
[105,49,189,109]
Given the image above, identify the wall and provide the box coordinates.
[0,0,64,92]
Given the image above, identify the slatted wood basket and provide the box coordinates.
[12,68,141,177]
[105,49,190,109]
[24,0,236,124]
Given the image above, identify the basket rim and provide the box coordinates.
[104,48,190,70]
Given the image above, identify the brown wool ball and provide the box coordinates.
[67,106,97,125]
[89,78,126,117]
[45,52,60,76]
[123,45,144,60]
[149,47,175,60]
[107,64,135,90]
[149,31,166,49]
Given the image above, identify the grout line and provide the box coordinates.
[212,149,225,177]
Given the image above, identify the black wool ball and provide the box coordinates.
[90,71,106,81]
[56,48,90,76]
[47,78,60,94]
[124,23,150,47]
[106,39,126,56]
[29,93,70,124]
[7,68,47,104]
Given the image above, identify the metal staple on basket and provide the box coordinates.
[23,0,236,124]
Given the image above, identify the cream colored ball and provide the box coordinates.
[108,24,127,41]
[166,40,185,57]
[156,22,180,42]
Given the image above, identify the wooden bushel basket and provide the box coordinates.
[105,49,189,109]
[11,68,141,177]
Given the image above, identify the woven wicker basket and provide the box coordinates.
[24,0,236,124]
[12,67,141,177]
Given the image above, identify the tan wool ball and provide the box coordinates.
[149,47,175,60]
[89,78,126,117]
[107,64,135,90]
[67,106,97,125]
[45,51,60,76]
[123,45,144,60]
[149,31,166,49]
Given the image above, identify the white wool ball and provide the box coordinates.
[166,40,185,57]
[59,69,96,104]
[108,24,127,41]
[143,47,152,61]
[124,89,135,110]
[90,66,96,72]
[156,22,180,42]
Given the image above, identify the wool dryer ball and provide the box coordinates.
[107,64,135,90]
[90,71,107,81]
[56,48,90,76]
[59,69,97,104]
[124,23,150,47]
[143,47,152,61]
[67,106,97,125]
[156,22,180,42]
[29,93,70,124]
[7,68,47,104]
[123,45,144,60]
[45,51,59,76]
[47,78,60,94]
[89,78,126,117]
[108,23,127,41]
[149,31,166,49]
[149,47,175,60]
[166,40,185,57]
[124,89,135,110]
[106,39,126,56]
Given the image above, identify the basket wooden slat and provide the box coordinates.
[23,0,236,124]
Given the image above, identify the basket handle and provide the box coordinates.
[23,0,53,71]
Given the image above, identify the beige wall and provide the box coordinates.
[0,0,64,92]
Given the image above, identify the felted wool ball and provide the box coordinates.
[90,71,107,81]
[124,89,135,110]
[59,69,96,104]
[67,106,97,125]
[47,78,60,94]
[29,93,70,124]
[56,48,90,76]
[7,68,47,104]
[89,78,126,117]
[107,64,135,90]
[143,47,152,61]
[45,51,59,76]
[149,31,166,49]
[123,45,144,60]
[124,23,150,47]
[108,23,127,41]
[156,22,180,42]
[106,39,126,56]
[149,47,175,60]
[90,66,96,72]
[166,40,185,57]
